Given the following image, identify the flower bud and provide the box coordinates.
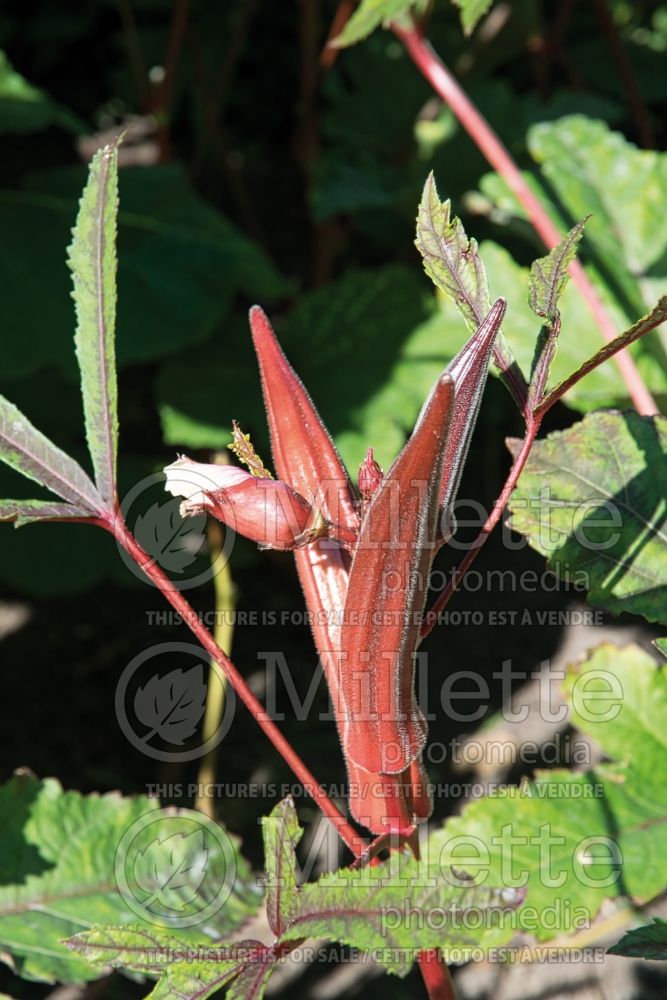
[357,448,383,502]
[164,457,327,550]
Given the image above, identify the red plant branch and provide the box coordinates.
[418,952,457,1000]
[592,0,655,149]
[108,514,367,857]
[392,20,658,417]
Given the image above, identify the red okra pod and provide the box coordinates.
[339,375,455,775]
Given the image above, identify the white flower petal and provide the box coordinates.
[164,457,250,505]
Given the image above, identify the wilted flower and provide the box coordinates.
[164,456,328,550]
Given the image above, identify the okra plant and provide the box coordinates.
[1,135,666,1000]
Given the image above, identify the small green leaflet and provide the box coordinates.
[0,142,126,522]
[0,499,90,527]
[66,926,252,1000]
[260,797,301,935]
[416,172,491,331]
[415,172,525,408]
[333,1,429,48]
[67,140,119,504]
[452,0,496,35]
[528,219,588,325]
[527,218,588,409]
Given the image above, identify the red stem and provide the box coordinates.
[108,514,366,857]
[393,21,657,417]
[320,0,354,69]
[116,0,149,111]
[418,952,458,1000]
[592,0,655,149]
[410,828,459,999]
[154,0,190,161]
[421,418,541,641]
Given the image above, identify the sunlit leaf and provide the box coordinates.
[508,411,667,625]
[0,395,102,511]
[333,1,427,48]
[68,140,119,502]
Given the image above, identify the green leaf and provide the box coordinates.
[0,165,286,380]
[452,0,496,35]
[430,643,667,940]
[527,219,588,408]
[261,798,302,935]
[68,797,525,995]
[0,395,102,511]
[333,1,425,47]
[608,917,667,960]
[528,117,667,318]
[415,173,524,405]
[564,644,667,780]
[67,926,250,999]
[0,774,260,984]
[416,172,491,331]
[0,51,83,134]
[655,638,667,658]
[529,219,588,324]
[0,498,90,526]
[508,411,667,626]
[280,854,524,974]
[68,141,119,503]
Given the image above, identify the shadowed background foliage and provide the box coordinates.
[1,2,667,997]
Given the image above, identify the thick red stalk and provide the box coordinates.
[109,514,366,856]
[417,953,458,1000]
[340,375,455,774]
[393,21,657,417]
